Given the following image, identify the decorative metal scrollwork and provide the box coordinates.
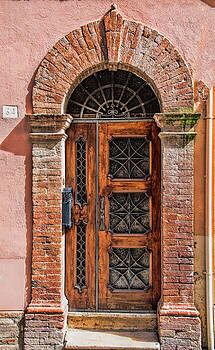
[109,248,150,290]
[67,69,160,118]
[109,192,150,234]
[109,137,150,179]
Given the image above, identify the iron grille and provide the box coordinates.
[109,137,150,179]
[76,221,86,292]
[76,137,87,206]
[109,192,150,234]
[109,247,150,290]
[67,69,160,118]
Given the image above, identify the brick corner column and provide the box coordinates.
[154,113,202,350]
[24,114,73,350]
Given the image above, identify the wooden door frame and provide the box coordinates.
[65,120,161,311]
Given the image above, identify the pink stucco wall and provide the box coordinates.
[0,0,214,310]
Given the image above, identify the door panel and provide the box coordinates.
[98,122,160,310]
[66,123,96,310]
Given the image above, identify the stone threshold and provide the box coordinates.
[64,329,160,350]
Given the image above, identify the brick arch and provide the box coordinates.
[32,5,193,114]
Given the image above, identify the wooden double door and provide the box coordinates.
[66,121,160,311]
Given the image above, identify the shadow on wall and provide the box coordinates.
[26,67,36,115]
[0,117,32,307]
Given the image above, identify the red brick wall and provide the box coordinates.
[31,139,63,307]
[0,312,24,349]
[24,311,65,350]
[155,113,201,349]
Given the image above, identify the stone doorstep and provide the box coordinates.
[67,312,157,331]
[64,329,160,350]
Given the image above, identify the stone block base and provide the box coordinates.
[0,312,24,349]
[24,312,65,350]
[159,315,201,350]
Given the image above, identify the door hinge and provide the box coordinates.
[62,187,73,229]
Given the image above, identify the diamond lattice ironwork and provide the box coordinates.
[109,192,150,234]
[76,138,87,206]
[109,137,150,179]
[75,138,87,292]
[109,248,150,290]
[76,221,86,292]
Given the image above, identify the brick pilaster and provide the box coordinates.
[24,114,72,350]
[154,113,201,350]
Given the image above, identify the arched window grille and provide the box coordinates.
[67,69,160,118]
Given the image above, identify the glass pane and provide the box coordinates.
[109,248,150,290]
[109,137,149,179]
[109,192,150,234]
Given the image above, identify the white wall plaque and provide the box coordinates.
[3,105,19,119]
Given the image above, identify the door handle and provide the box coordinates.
[100,196,105,231]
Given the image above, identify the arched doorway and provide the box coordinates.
[65,69,161,311]
[26,6,201,349]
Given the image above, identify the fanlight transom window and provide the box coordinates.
[67,69,160,118]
